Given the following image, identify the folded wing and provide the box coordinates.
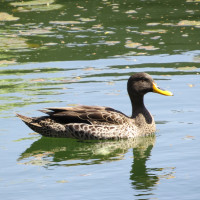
[40,105,130,125]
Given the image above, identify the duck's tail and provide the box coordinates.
[16,113,68,137]
[16,113,34,124]
[16,113,45,134]
[16,113,41,127]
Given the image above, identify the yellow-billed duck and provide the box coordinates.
[17,72,173,139]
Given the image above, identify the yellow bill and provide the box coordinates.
[153,82,173,96]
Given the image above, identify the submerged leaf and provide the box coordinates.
[79,18,96,22]
[186,0,200,2]
[10,0,55,6]
[49,21,82,25]
[0,60,17,66]
[105,41,120,46]
[104,31,115,34]
[0,12,19,21]
[15,4,62,12]
[177,66,197,71]
[56,180,68,183]
[183,135,195,140]
[137,45,159,50]
[125,10,137,14]
[0,36,28,51]
[188,84,195,87]
[177,20,200,26]
[19,28,53,36]
[150,36,161,40]
[125,41,142,48]
[30,79,45,82]
[141,29,167,34]
[162,23,174,26]
[147,22,160,26]
[83,67,94,71]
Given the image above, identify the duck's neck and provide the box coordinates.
[130,94,146,118]
[130,94,154,127]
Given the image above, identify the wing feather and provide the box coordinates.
[41,106,129,125]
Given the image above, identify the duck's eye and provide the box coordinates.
[141,79,146,82]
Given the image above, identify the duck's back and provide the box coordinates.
[17,106,141,139]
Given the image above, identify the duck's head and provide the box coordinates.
[127,72,173,97]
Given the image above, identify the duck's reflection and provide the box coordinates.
[18,134,158,191]
[130,140,158,193]
[18,135,155,165]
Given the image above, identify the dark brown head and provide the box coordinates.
[127,73,154,97]
[127,72,173,118]
[127,72,173,101]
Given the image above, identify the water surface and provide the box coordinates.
[0,0,200,199]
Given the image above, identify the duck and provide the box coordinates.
[17,72,173,140]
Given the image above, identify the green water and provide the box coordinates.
[0,0,200,199]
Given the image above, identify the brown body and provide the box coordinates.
[17,73,172,139]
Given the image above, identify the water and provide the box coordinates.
[0,0,200,199]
